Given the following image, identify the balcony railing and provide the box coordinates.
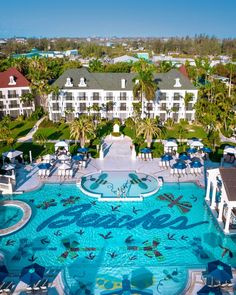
[106,97,114,101]
[119,96,127,100]
[65,96,73,100]
[8,94,19,99]
[0,95,5,99]
[77,96,87,101]
[92,96,101,101]
[9,104,20,109]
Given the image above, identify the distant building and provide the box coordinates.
[137,52,149,60]
[0,68,35,118]
[48,67,197,123]
[112,55,139,64]
[12,48,78,59]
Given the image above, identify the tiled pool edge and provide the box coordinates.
[0,200,32,236]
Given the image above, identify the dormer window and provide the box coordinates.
[174,78,182,88]
[8,76,16,86]
[121,79,126,89]
[78,77,87,87]
[65,77,73,87]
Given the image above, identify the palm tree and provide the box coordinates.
[70,116,94,147]
[88,59,104,72]
[20,92,34,107]
[136,118,161,147]
[132,59,157,118]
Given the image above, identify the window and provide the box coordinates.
[78,92,86,100]
[65,92,73,100]
[173,113,178,122]
[21,90,29,95]
[0,91,3,99]
[92,92,100,100]
[186,103,193,111]
[186,113,192,121]
[147,103,153,111]
[160,93,166,100]
[161,103,166,111]
[120,103,126,111]
[173,93,180,100]
[106,92,113,101]
[79,103,86,112]
[66,103,73,110]
[120,92,127,100]
[173,103,180,110]
[160,113,166,121]
[0,102,4,109]
[8,90,17,98]
[9,100,19,108]
[52,103,60,111]
[52,113,61,122]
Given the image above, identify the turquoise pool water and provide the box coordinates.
[0,182,236,295]
[0,205,23,230]
[81,171,158,199]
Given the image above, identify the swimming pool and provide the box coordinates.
[80,171,159,200]
[0,205,23,230]
[0,182,235,295]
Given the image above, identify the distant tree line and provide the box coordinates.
[0,35,236,59]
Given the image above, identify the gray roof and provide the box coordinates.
[53,67,196,91]
[219,168,236,202]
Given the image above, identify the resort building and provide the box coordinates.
[0,68,35,118]
[48,67,198,122]
[206,167,236,234]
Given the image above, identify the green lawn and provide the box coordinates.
[164,124,207,139]
[34,120,70,140]
[9,120,37,139]
[0,142,55,162]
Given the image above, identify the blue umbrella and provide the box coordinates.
[207,260,232,283]
[173,162,187,169]
[140,148,152,154]
[20,263,45,285]
[0,265,9,282]
[201,147,212,153]
[197,285,222,295]
[191,137,199,142]
[179,153,190,161]
[77,147,89,153]
[167,138,176,142]
[186,147,197,154]
[73,155,84,161]
[190,161,203,168]
[161,154,173,161]
[38,163,52,170]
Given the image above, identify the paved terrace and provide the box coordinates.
[11,136,218,193]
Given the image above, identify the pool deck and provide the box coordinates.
[12,156,208,194]
[11,136,224,193]
[182,268,236,294]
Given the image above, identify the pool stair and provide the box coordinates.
[77,171,161,202]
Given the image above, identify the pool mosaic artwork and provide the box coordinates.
[0,182,236,294]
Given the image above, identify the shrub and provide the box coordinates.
[111,132,121,137]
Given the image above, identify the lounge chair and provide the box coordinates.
[159,161,163,167]
[69,169,73,178]
[170,168,174,176]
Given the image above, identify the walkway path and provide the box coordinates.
[17,116,46,143]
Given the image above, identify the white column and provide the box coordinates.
[210,181,217,209]
[99,147,104,160]
[217,199,224,222]
[205,177,211,201]
[225,205,232,233]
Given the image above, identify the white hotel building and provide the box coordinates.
[48,67,198,122]
[0,68,35,118]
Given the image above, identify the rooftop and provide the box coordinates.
[53,67,197,91]
[0,67,30,88]
[219,167,236,202]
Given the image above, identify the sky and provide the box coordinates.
[0,0,235,38]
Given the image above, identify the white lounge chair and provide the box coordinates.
[69,169,73,178]
[159,161,163,167]
[170,168,174,176]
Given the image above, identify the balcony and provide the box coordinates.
[9,104,20,109]
[119,96,127,101]
[77,96,87,101]
[106,97,114,101]
[92,96,101,101]
[0,95,5,99]
[65,96,73,101]
[8,94,19,99]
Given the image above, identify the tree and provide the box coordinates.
[88,59,104,72]
[70,116,95,147]
[157,61,176,73]
[132,59,157,118]
[136,118,161,147]
[20,91,34,106]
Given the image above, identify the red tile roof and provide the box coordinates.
[178,65,189,78]
[0,68,30,88]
